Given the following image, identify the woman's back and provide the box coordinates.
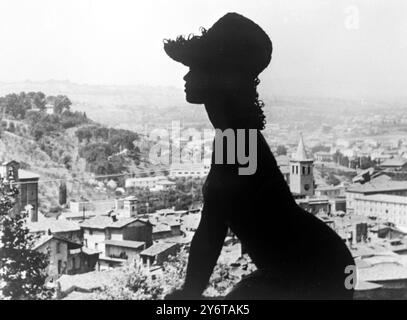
[206,131,355,296]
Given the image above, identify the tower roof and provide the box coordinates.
[292,134,313,161]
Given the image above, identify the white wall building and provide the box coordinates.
[346,181,407,214]
[125,175,169,190]
[353,194,407,228]
[169,163,210,178]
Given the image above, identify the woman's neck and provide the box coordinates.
[204,100,231,130]
[204,99,259,130]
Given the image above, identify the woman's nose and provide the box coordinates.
[183,71,191,82]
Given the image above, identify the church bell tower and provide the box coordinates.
[289,134,314,197]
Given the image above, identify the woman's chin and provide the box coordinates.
[185,93,204,104]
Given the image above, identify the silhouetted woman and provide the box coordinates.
[164,12,355,299]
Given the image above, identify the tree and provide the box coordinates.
[276,145,287,156]
[33,92,46,111]
[60,110,89,129]
[359,156,375,170]
[59,182,67,206]
[8,122,15,133]
[108,129,139,152]
[53,95,72,115]
[311,145,330,154]
[0,179,53,300]
[75,126,94,143]
[1,93,32,119]
[332,151,341,164]
[62,154,72,170]
[326,173,341,186]
[89,247,247,300]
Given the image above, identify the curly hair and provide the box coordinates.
[252,77,266,130]
[230,76,266,130]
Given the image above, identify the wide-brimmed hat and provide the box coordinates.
[164,12,272,77]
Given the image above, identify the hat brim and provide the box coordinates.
[163,35,206,67]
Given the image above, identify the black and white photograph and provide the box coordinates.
[1,0,407,305]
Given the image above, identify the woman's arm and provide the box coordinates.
[181,201,228,298]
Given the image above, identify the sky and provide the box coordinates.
[0,0,407,99]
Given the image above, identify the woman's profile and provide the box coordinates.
[163,12,355,299]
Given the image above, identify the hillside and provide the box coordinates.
[0,91,156,214]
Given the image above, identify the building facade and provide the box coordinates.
[353,194,407,227]
[346,181,407,214]
[169,163,210,178]
[0,160,39,221]
[80,216,153,255]
[33,235,98,278]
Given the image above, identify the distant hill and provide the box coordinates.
[0,80,190,129]
[0,80,185,107]
[1,80,405,132]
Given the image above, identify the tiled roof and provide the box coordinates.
[28,219,81,234]
[355,281,383,291]
[358,262,407,282]
[32,235,54,250]
[104,239,145,249]
[163,233,194,245]
[18,169,40,180]
[140,242,177,257]
[315,185,343,191]
[81,247,101,255]
[60,210,98,219]
[275,155,289,166]
[347,180,407,194]
[148,213,181,227]
[181,214,201,231]
[33,234,81,250]
[153,224,172,233]
[351,242,396,258]
[98,255,126,263]
[380,157,407,167]
[79,216,139,230]
[161,216,181,227]
[355,245,407,283]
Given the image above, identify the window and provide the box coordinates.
[58,260,62,274]
[56,241,61,254]
[302,166,306,175]
[295,166,298,174]
[72,257,76,269]
[308,166,311,175]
